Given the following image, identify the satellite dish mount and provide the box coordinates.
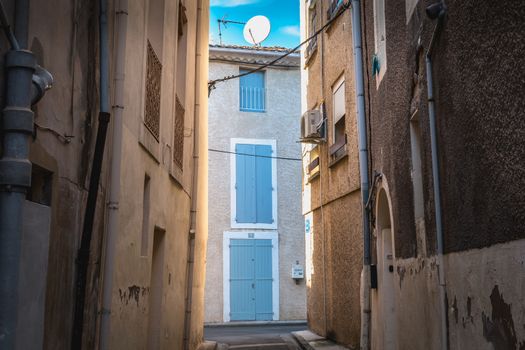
[243,15,271,46]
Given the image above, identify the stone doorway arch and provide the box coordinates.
[372,183,398,350]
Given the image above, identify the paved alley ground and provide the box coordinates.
[204,323,307,349]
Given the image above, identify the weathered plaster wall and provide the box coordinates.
[362,0,525,349]
[445,239,525,350]
[301,1,363,347]
[106,0,208,349]
[307,193,362,348]
[205,51,306,323]
[385,239,525,350]
[1,0,208,349]
[0,1,107,348]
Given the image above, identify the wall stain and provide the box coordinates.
[128,286,141,306]
[397,265,406,289]
[481,285,519,349]
[452,296,458,324]
[118,285,149,307]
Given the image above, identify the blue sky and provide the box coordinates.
[209,0,300,48]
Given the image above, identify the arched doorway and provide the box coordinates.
[372,187,397,350]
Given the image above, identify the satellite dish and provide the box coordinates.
[243,15,271,46]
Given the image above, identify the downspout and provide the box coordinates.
[71,0,111,347]
[0,1,50,347]
[0,2,34,348]
[425,3,448,349]
[99,0,128,348]
[183,0,203,348]
[349,0,372,349]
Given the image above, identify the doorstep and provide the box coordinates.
[204,320,307,328]
[292,330,351,350]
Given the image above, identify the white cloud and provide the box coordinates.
[210,0,259,7]
[280,25,300,37]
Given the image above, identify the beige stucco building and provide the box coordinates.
[300,0,363,347]
[0,0,209,349]
[205,45,306,323]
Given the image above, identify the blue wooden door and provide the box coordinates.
[254,239,273,320]
[230,239,273,321]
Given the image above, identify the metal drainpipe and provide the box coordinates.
[0,0,35,348]
[349,0,372,349]
[425,4,448,349]
[70,0,111,347]
[183,0,203,348]
[99,0,128,348]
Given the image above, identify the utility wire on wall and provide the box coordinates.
[208,1,351,95]
[208,148,302,161]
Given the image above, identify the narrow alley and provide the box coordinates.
[0,0,523,350]
[204,323,306,349]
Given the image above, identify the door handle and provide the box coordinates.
[252,283,255,288]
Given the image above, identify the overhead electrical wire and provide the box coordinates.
[208,148,302,161]
[208,1,351,94]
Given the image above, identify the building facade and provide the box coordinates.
[0,0,209,349]
[205,45,306,323]
[363,0,525,349]
[300,0,363,347]
[301,0,525,349]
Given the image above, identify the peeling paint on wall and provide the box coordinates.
[481,285,523,350]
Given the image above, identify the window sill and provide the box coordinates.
[231,221,278,230]
[308,170,320,183]
[139,123,161,164]
[304,45,317,67]
[169,161,184,187]
[240,109,266,113]
[329,149,347,168]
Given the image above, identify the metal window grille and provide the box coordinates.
[173,95,185,170]
[240,87,266,112]
[144,40,162,139]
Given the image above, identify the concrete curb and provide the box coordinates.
[291,331,315,350]
[197,340,219,350]
[204,320,307,328]
[291,330,351,350]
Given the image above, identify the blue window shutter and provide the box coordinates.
[236,144,256,223]
[255,145,273,224]
[240,70,265,112]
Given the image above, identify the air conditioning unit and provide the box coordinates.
[300,109,323,141]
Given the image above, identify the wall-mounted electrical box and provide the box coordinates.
[292,263,304,280]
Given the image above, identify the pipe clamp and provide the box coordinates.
[0,158,31,187]
[2,107,34,133]
[5,50,36,69]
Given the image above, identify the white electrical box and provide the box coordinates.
[292,264,304,279]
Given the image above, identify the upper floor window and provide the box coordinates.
[327,0,344,20]
[173,1,188,171]
[144,0,166,140]
[232,140,277,229]
[330,75,347,161]
[239,69,266,112]
[373,0,387,85]
[305,3,318,60]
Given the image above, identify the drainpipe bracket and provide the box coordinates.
[5,49,36,70]
[0,158,31,188]
[2,106,34,133]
